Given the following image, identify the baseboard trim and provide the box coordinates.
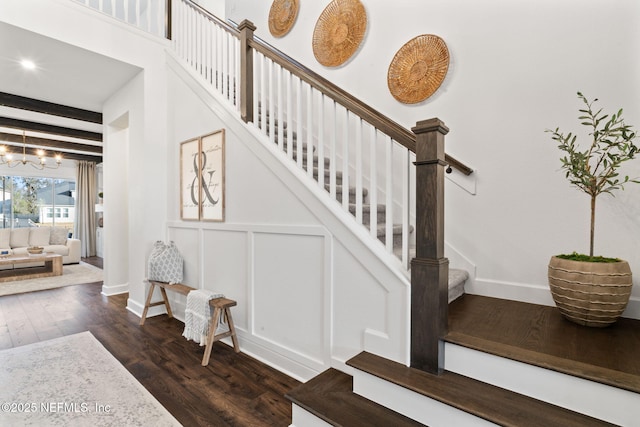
[468,277,640,320]
[102,282,128,296]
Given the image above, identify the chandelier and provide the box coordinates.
[0,131,62,170]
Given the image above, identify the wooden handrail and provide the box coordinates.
[250,37,474,176]
[255,37,472,174]
[183,0,240,37]
[245,35,474,176]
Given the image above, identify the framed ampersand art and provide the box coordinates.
[179,129,226,222]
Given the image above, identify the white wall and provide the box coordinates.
[227,0,640,317]
[164,59,410,380]
[193,0,225,18]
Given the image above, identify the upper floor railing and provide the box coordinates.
[72,0,170,38]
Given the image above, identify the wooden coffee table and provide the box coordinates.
[0,253,63,282]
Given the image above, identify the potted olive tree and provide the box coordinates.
[546,92,638,327]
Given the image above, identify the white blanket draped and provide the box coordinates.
[182,289,224,346]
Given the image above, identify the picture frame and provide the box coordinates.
[200,129,225,221]
[180,138,201,220]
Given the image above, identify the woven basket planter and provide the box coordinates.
[548,256,633,327]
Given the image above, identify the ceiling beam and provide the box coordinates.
[0,117,102,141]
[0,92,102,124]
[0,132,102,154]
[0,146,101,163]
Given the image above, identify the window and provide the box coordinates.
[0,176,75,234]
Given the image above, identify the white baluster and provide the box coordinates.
[157,0,163,37]
[234,36,240,110]
[317,94,324,187]
[253,50,260,125]
[306,85,313,177]
[355,118,363,224]
[276,65,284,151]
[385,136,393,252]
[369,126,378,238]
[268,59,275,144]
[295,78,303,168]
[197,12,202,75]
[224,32,231,99]
[286,70,293,159]
[187,7,192,65]
[259,54,267,135]
[216,26,222,92]
[329,101,338,200]
[205,17,211,84]
[342,110,350,210]
[134,0,139,27]
[123,0,129,24]
[401,147,410,268]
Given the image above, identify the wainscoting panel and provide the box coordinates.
[252,231,326,367]
[201,229,249,331]
[167,227,201,289]
[331,240,409,364]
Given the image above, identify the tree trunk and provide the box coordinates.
[590,195,596,257]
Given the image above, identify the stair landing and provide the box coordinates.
[447,294,640,393]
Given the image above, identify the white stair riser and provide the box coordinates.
[352,370,497,426]
[445,343,637,426]
[290,404,333,427]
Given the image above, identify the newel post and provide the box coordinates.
[238,20,256,124]
[410,118,450,375]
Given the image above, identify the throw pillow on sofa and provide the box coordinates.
[29,227,51,247]
[50,227,68,245]
[10,228,30,248]
[0,228,10,249]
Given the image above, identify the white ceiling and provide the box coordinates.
[0,21,142,159]
[0,21,141,112]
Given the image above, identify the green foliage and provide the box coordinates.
[547,92,639,198]
[546,92,639,257]
[556,252,620,263]
[11,177,49,215]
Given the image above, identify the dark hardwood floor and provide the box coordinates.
[0,258,300,426]
[82,255,103,269]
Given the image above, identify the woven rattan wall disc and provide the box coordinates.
[312,0,367,67]
[268,0,299,38]
[387,35,450,104]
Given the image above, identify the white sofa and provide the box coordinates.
[0,226,81,265]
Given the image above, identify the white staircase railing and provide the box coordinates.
[72,0,168,38]
[72,0,472,375]
[172,0,416,269]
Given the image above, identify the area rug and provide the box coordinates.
[0,262,103,296]
[0,331,181,426]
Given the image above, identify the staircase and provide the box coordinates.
[262,111,468,301]
[287,295,640,426]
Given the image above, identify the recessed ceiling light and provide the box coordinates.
[21,59,36,70]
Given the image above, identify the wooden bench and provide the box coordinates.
[140,280,240,366]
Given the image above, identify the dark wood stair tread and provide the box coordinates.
[447,294,640,393]
[285,368,424,427]
[347,352,615,427]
